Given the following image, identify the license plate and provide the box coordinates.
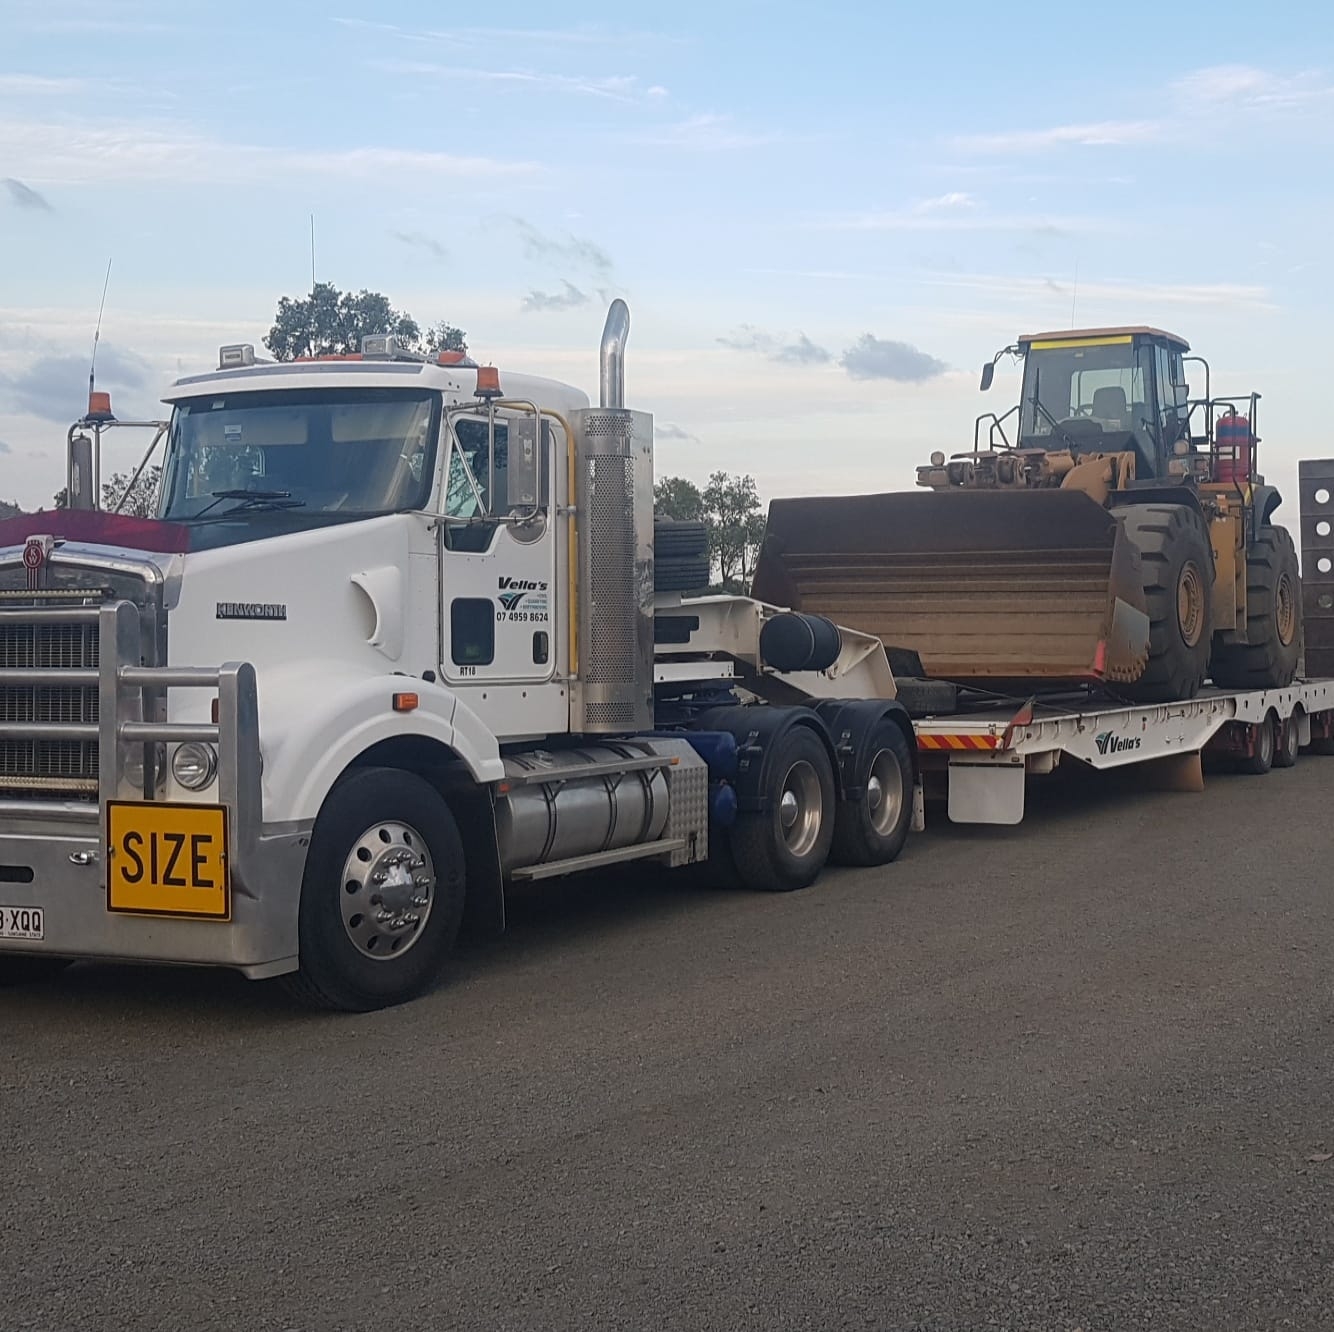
[1,905,43,941]
[106,801,230,919]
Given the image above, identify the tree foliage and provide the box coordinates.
[654,469,767,594]
[52,466,162,516]
[263,283,468,361]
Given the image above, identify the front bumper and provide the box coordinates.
[0,817,310,978]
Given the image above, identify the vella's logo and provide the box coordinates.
[498,590,526,611]
[1095,730,1142,755]
[498,577,547,591]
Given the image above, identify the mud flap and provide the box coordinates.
[947,760,1026,825]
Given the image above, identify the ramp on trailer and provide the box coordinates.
[913,681,1334,825]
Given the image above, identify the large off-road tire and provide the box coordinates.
[1119,504,1214,702]
[1209,524,1301,690]
[729,725,836,892]
[829,719,914,868]
[282,767,466,1012]
[0,957,71,987]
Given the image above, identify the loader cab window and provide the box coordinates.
[442,414,550,552]
[1019,341,1154,466]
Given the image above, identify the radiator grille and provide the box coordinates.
[0,620,100,800]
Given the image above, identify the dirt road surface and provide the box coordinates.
[4,759,1333,1331]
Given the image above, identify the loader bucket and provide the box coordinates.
[751,489,1151,690]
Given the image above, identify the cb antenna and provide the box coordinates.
[89,258,113,402]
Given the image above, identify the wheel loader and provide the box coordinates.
[751,326,1301,702]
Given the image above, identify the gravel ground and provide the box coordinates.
[3,757,1333,1331]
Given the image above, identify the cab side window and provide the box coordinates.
[442,415,551,552]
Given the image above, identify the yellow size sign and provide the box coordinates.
[106,801,230,919]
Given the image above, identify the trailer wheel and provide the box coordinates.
[0,957,71,987]
[1237,713,1277,776]
[1119,504,1214,702]
[729,725,835,892]
[830,719,913,868]
[1209,524,1301,690]
[282,767,466,1012]
[1274,713,1300,768]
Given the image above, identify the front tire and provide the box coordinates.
[1119,504,1214,702]
[730,725,835,892]
[282,767,466,1012]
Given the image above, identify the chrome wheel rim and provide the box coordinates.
[339,820,435,961]
[777,759,823,858]
[865,748,905,836]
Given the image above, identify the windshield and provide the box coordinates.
[1018,342,1149,443]
[158,387,439,522]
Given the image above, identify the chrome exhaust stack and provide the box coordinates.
[570,302,655,735]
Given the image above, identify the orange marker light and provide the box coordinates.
[475,365,502,399]
[392,692,419,713]
[86,391,114,421]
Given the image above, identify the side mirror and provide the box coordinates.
[506,416,543,509]
[979,362,995,392]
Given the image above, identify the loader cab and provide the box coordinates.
[1013,327,1190,482]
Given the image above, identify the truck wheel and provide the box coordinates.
[1119,504,1214,702]
[1274,713,1300,768]
[830,719,913,867]
[283,767,466,1012]
[729,725,835,892]
[0,957,71,987]
[1209,524,1301,690]
[1237,713,1277,775]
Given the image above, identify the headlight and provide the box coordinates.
[172,742,218,791]
[124,744,164,790]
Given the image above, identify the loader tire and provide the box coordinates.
[1119,504,1214,702]
[1208,524,1301,690]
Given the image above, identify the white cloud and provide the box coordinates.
[919,271,1275,312]
[952,119,1162,154]
[378,59,652,102]
[1173,63,1334,111]
[815,206,1110,235]
[913,191,976,212]
[0,74,92,95]
[626,114,787,151]
[1,115,541,186]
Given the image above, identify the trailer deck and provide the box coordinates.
[913,680,1334,824]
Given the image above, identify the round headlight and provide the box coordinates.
[124,744,164,790]
[172,742,218,791]
[930,450,946,467]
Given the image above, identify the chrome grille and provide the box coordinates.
[0,620,100,799]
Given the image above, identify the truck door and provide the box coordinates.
[438,411,567,737]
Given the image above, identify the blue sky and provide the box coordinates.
[2,0,1332,517]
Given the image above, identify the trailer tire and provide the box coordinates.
[893,678,960,719]
[654,551,712,593]
[0,957,71,987]
[654,518,710,560]
[1274,713,1300,768]
[282,767,466,1012]
[830,719,913,868]
[1237,713,1277,776]
[729,725,835,892]
[1209,524,1301,690]
[1119,504,1214,702]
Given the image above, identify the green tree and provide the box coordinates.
[54,468,162,516]
[263,283,468,361]
[655,470,767,593]
[653,476,705,522]
[703,470,766,593]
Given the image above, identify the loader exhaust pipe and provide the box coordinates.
[599,298,630,409]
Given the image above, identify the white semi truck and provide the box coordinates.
[0,302,920,1010]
